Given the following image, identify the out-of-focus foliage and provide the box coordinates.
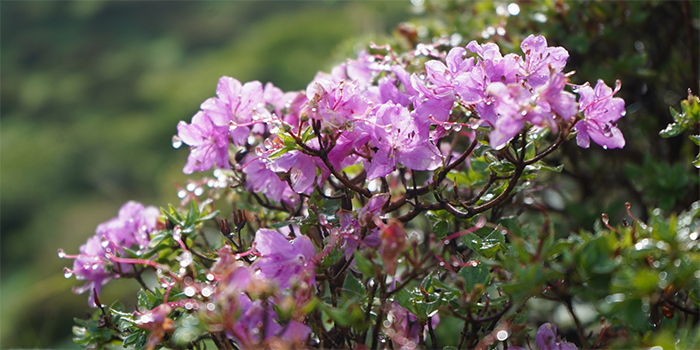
[0,2,407,347]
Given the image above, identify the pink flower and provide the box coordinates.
[520,35,570,88]
[177,111,230,174]
[364,103,443,180]
[574,80,626,149]
[252,229,316,289]
[62,201,160,307]
[304,78,371,131]
[201,77,263,146]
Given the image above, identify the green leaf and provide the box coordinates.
[353,251,377,277]
[458,264,490,290]
[525,162,564,173]
[421,272,435,294]
[196,209,220,223]
[342,273,366,298]
[690,134,700,146]
[123,332,141,346]
[488,160,515,175]
[137,289,151,310]
[659,121,684,138]
[161,205,184,227]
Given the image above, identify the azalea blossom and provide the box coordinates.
[573,79,626,149]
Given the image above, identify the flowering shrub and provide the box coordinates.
[61,31,699,350]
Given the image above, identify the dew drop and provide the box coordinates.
[179,252,193,267]
[177,190,187,199]
[207,303,216,311]
[496,330,509,341]
[92,264,100,270]
[194,187,204,196]
[444,123,452,131]
[452,123,463,132]
[57,249,66,258]
[444,240,450,245]
[172,135,183,149]
[201,287,212,297]
[173,228,182,241]
[185,302,194,310]
[184,286,196,297]
[207,273,215,281]
[533,12,547,23]
[63,268,73,278]
[507,3,520,16]
[186,183,196,192]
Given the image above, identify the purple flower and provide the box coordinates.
[536,323,558,349]
[68,236,112,307]
[520,35,570,88]
[385,299,440,346]
[200,77,263,146]
[534,323,578,350]
[573,80,626,149]
[62,201,160,307]
[220,293,311,348]
[484,70,577,149]
[252,229,316,289]
[330,50,379,88]
[177,111,230,174]
[240,154,297,205]
[304,78,371,130]
[269,150,327,195]
[465,40,522,85]
[536,72,578,123]
[97,201,160,250]
[364,103,443,180]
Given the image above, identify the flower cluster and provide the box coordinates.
[62,34,638,350]
[59,201,160,307]
[175,34,625,204]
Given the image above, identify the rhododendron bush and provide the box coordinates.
[60,27,700,350]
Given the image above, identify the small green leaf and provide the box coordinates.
[690,134,700,146]
[342,273,366,298]
[353,251,377,277]
[659,122,684,138]
[421,272,435,293]
[458,264,490,290]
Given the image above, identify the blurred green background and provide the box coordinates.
[1,0,698,348]
[0,1,408,347]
